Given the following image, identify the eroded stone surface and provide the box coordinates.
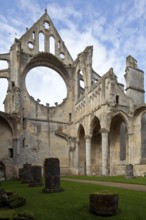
[0,10,146,179]
[43,158,63,193]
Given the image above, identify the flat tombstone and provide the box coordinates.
[29,165,42,187]
[43,158,63,193]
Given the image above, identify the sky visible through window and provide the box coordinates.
[0,0,146,110]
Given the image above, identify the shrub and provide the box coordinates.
[7,194,26,208]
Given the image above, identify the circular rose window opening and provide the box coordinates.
[25,66,67,106]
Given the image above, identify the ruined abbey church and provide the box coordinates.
[0,10,146,179]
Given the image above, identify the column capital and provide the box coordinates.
[100,128,109,133]
[85,135,92,140]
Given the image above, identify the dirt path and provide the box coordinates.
[62,178,146,192]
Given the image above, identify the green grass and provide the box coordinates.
[62,175,146,185]
[1,179,146,220]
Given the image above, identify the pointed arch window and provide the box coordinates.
[49,36,55,55]
[120,122,127,161]
[141,113,146,158]
[39,32,45,52]
[78,70,85,98]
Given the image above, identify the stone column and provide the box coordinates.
[128,133,133,164]
[101,130,109,176]
[43,158,63,193]
[13,138,20,164]
[85,136,91,176]
[75,140,79,175]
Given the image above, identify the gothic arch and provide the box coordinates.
[109,113,128,174]
[0,115,13,163]
[20,52,71,109]
[77,124,86,175]
[141,112,146,160]
[90,116,101,134]
[0,113,14,136]
[74,66,85,100]
[90,116,102,175]
[0,162,6,179]
[134,106,146,118]
[109,112,128,131]
[132,108,146,164]
[23,52,71,89]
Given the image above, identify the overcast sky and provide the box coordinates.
[0,0,146,110]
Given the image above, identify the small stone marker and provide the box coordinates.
[126,164,133,179]
[21,163,32,183]
[29,165,42,187]
[18,168,24,181]
[89,191,118,216]
[43,158,64,193]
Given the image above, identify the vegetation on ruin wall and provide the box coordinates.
[63,175,146,185]
[0,179,146,220]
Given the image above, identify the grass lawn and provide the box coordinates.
[62,175,146,185]
[1,178,146,220]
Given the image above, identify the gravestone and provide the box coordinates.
[126,164,133,179]
[89,191,119,216]
[21,163,32,183]
[19,168,24,181]
[43,158,63,193]
[29,165,42,187]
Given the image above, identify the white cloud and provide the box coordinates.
[0,79,8,111]
[0,0,146,110]
[26,67,67,106]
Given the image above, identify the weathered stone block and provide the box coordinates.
[21,163,32,183]
[29,165,42,187]
[89,191,118,216]
[126,164,133,179]
[43,158,64,193]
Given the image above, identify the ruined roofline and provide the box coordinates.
[18,10,73,65]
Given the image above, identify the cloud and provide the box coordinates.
[0,79,8,111]
[26,67,67,106]
[0,0,146,110]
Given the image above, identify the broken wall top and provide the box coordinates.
[19,10,73,66]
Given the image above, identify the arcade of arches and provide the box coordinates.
[0,11,146,179]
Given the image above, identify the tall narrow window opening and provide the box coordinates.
[116,95,119,105]
[49,36,55,55]
[120,122,127,160]
[39,32,45,52]
[141,113,146,158]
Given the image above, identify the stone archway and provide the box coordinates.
[109,114,128,175]
[90,117,102,175]
[0,162,6,180]
[78,124,86,175]
[0,116,13,161]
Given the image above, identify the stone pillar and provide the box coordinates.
[43,158,63,193]
[75,140,79,175]
[101,130,109,176]
[19,168,24,181]
[85,136,91,176]
[128,133,133,164]
[13,138,20,165]
[69,137,78,175]
[21,163,32,183]
[29,165,42,187]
